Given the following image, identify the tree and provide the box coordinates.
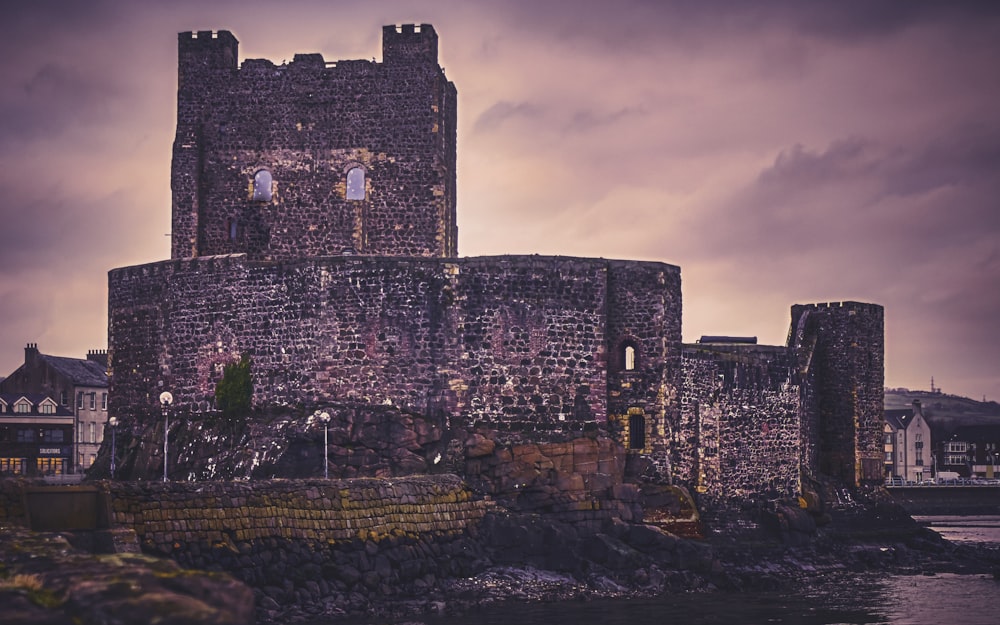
[215,355,253,421]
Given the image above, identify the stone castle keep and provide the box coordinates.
[106,25,884,512]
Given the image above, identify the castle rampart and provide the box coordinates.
[108,254,681,433]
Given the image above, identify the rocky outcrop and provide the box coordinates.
[0,526,253,625]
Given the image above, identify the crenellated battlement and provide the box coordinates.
[177,30,238,71]
[382,23,438,65]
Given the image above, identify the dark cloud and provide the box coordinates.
[0,0,998,399]
[473,100,544,133]
[0,62,125,142]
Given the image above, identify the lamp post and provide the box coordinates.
[315,410,330,479]
[108,416,118,479]
[160,391,173,482]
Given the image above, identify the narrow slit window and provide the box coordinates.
[346,167,366,200]
[228,218,238,241]
[253,169,272,202]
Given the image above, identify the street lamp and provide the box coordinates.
[314,410,330,479]
[108,416,118,479]
[160,391,173,482]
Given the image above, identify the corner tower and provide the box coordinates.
[792,301,885,487]
[170,25,457,261]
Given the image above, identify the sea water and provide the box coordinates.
[318,517,1000,625]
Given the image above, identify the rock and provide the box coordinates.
[0,527,254,625]
[465,434,496,458]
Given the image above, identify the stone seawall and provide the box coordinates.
[107,474,491,552]
[106,475,495,612]
[887,486,1000,516]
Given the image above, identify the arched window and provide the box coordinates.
[346,167,365,200]
[227,218,238,241]
[252,169,272,202]
[624,345,636,371]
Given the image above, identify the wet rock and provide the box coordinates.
[0,527,253,625]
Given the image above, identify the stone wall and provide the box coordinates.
[792,302,885,485]
[107,254,681,447]
[107,474,488,553]
[678,345,801,508]
[107,475,492,607]
[172,26,457,261]
[606,261,683,479]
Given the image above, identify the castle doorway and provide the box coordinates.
[628,410,646,450]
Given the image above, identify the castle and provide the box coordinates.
[107,25,884,509]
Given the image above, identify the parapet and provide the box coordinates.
[382,23,438,65]
[178,30,239,71]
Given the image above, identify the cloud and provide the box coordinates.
[0,0,999,400]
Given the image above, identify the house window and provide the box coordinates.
[42,429,64,443]
[16,429,34,443]
[89,393,96,410]
[101,393,108,411]
[0,458,25,475]
[77,391,84,409]
[624,345,636,371]
[36,458,64,475]
[14,400,31,414]
[253,169,272,202]
[61,390,68,405]
[346,167,366,200]
[89,422,97,444]
[39,403,55,415]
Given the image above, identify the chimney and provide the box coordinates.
[24,343,39,363]
[87,349,108,369]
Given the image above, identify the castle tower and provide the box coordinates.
[170,25,457,261]
[791,302,885,486]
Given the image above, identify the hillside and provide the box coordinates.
[885,389,1000,436]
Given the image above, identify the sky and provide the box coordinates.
[1,0,998,401]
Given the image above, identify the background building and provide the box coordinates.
[0,393,74,476]
[0,344,109,472]
[884,400,931,483]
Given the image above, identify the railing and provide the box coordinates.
[41,474,85,485]
[885,477,1000,487]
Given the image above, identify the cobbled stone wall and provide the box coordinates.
[172,26,457,261]
[108,475,488,552]
[677,345,801,508]
[107,255,681,436]
[791,302,885,485]
[107,475,492,605]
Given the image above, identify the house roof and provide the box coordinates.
[0,392,74,416]
[885,408,915,431]
[40,354,108,388]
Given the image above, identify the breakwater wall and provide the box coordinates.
[887,486,1000,515]
[108,475,494,607]
[2,475,496,612]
